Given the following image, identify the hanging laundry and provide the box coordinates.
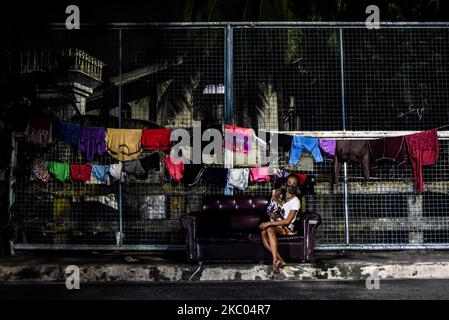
[183,164,204,187]
[31,159,51,183]
[204,167,228,188]
[334,140,370,183]
[290,172,308,186]
[139,153,161,172]
[92,165,110,183]
[54,122,80,146]
[164,154,184,181]
[224,125,268,167]
[70,164,92,181]
[298,175,316,195]
[224,125,251,154]
[289,136,323,165]
[25,117,53,145]
[78,126,106,162]
[202,153,223,165]
[405,129,439,193]
[141,128,172,151]
[227,168,250,190]
[319,139,336,157]
[124,159,147,180]
[48,161,70,182]
[368,136,406,169]
[106,128,142,161]
[274,169,289,179]
[249,167,272,183]
[109,162,126,182]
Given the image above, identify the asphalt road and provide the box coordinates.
[0,279,449,300]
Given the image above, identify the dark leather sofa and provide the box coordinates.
[181,195,322,262]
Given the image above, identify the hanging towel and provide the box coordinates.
[249,167,272,183]
[78,126,106,162]
[70,164,92,181]
[164,154,184,181]
[141,128,172,151]
[54,122,80,146]
[227,168,250,190]
[224,125,268,167]
[289,136,323,165]
[405,129,439,193]
[25,117,53,145]
[318,139,336,157]
[106,128,142,161]
[48,161,70,182]
[368,136,406,169]
[224,125,251,154]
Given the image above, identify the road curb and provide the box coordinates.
[2,261,449,282]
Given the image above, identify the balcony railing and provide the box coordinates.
[20,48,105,82]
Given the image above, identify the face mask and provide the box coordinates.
[286,186,297,194]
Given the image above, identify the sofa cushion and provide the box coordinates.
[198,233,304,243]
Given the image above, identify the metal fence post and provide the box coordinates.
[224,25,233,125]
[117,28,124,246]
[339,27,350,245]
[224,25,234,194]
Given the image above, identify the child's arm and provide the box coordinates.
[272,188,284,204]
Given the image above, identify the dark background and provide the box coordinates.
[1,0,449,27]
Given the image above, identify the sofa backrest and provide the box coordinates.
[198,195,270,234]
[201,195,270,214]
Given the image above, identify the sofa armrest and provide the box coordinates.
[300,211,322,262]
[181,212,201,262]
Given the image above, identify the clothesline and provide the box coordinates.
[23,117,444,194]
[261,130,449,140]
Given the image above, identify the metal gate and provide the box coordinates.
[8,22,449,251]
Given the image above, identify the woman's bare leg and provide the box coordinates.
[267,227,282,273]
[261,230,271,252]
[262,229,287,268]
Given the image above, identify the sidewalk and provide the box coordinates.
[2,250,449,282]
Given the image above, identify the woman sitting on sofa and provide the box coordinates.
[259,173,300,274]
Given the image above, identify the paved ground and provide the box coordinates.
[3,250,449,282]
[1,279,448,300]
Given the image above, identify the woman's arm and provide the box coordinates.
[260,210,297,229]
